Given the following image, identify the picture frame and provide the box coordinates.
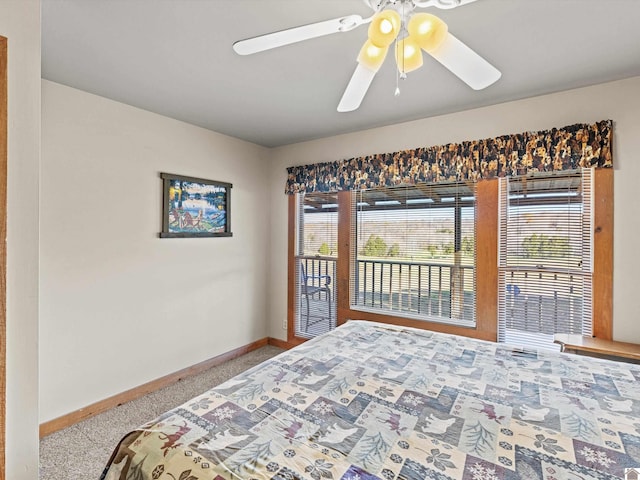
[160,172,232,238]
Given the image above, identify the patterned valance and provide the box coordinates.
[285,120,612,194]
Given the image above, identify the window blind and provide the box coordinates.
[294,192,338,338]
[498,169,593,351]
[350,183,476,326]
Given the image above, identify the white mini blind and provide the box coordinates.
[294,193,338,338]
[350,183,476,326]
[498,169,593,351]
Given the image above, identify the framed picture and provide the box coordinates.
[160,173,232,238]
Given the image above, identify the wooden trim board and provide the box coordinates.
[474,179,499,341]
[287,194,296,342]
[267,337,296,350]
[0,35,8,478]
[336,191,351,327]
[554,334,640,361]
[39,337,272,438]
[592,168,613,340]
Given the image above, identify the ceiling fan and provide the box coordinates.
[233,0,501,112]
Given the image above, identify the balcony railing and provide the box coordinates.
[296,256,475,337]
[296,256,337,338]
[296,257,585,340]
[501,268,589,336]
[353,258,475,322]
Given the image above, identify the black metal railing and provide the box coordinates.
[296,256,337,337]
[295,256,586,338]
[354,258,475,321]
[501,268,588,335]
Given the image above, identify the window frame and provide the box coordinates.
[287,170,613,344]
[293,192,338,338]
[349,183,478,328]
[498,169,594,349]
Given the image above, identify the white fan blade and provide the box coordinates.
[427,33,501,90]
[337,64,376,112]
[413,0,479,9]
[233,15,367,55]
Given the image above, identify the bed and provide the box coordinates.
[101,320,640,480]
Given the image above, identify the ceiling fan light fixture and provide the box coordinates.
[408,13,448,52]
[357,39,389,71]
[368,9,401,47]
[232,0,499,113]
[395,36,423,73]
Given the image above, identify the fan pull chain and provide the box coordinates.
[395,0,409,97]
[395,50,401,96]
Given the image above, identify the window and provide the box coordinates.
[287,167,610,344]
[350,182,476,327]
[498,169,593,350]
[294,192,337,337]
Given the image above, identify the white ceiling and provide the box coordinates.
[42,0,640,148]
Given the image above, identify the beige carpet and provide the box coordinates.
[39,345,284,479]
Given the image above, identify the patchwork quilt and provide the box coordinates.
[101,321,640,480]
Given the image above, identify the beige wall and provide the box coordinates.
[40,80,270,423]
[0,0,41,477]
[267,76,640,344]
